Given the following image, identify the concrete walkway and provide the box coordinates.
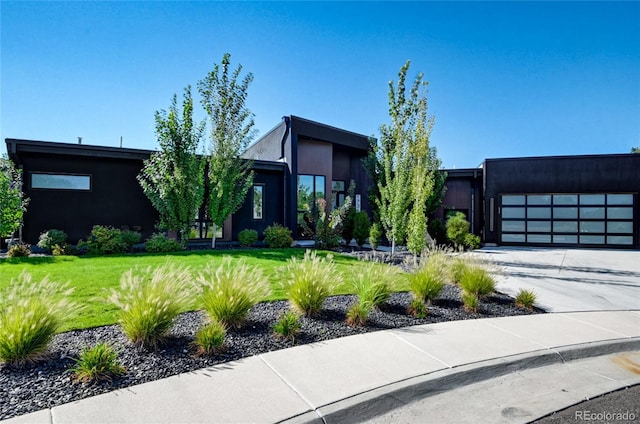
[3,311,639,424]
[475,247,640,312]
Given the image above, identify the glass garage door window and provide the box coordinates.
[501,193,635,247]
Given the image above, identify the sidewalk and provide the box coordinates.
[4,311,640,424]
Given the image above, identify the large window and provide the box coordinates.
[297,174,326,237]
[501,193,635,246]
[31,173,91,191]
[297,175,325,213]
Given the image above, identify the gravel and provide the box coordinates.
[0,285,543,420]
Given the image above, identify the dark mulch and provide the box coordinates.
[0,284,543,421]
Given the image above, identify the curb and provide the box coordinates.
[281,337,640,424]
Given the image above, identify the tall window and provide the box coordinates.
[297,175,325,237]
[253,185,263,220]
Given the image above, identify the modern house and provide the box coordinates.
[5,117,640,249]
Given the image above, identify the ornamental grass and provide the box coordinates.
[278,249,340,316]
[196,257,270,329]
[106,264,193,351]
[0,272,76,366]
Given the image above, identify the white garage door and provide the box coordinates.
[500,193,635,247]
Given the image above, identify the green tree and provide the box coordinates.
[198,53,255,248]
[0,156,29,241]
[407,90,436,254]
[371,60,441,256]
[138,86,205,240]
[631,147,640,154]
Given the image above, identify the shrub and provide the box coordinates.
[314,198,342,249]
[406,251,448,305]
[121,230,142,248]
[515,289,537,309]
[446,212,470,247]
[0,272,75,365]
[7,242,31,257]
[106,264,192,350]
[37,229,68,251]
[238,229,258,248]
[52,243,77,256]
[196,257,270,329]
[144,233,183,253]
[427,219,448,246]
[70,343,125,383]
[194,320,227,356]
[464,233,481,250]
[369,223,382,250]
[353,211,371,248]
[278,250,340,316]
[80,226,128,255]
[272,311,301,342]
[264,223,293,248]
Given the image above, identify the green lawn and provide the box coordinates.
[0,248,405,331]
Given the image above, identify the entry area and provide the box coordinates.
[500,193,636,248]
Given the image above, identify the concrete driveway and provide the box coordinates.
[474,247,640,312]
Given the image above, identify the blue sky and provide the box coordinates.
[1,1,639,168]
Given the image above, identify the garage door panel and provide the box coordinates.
[501,193,636,248]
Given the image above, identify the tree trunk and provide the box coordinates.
[211,223,217,249]
[391,237,396,259]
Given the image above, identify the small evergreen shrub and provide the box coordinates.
[80,226,128,255]
[238,229,258,247]
[353,211,371,247]
[106,264,192,350]
[369,223,382,249]
[464,233,481,250]
[194,320,227,356]
[37,229,68,251]
[446,212,470,247]
[272,311,301,342]
[121,230,142,248]
[144,233,183,253]
[197,257,270,329]
[70,343,125,383]
[264,223,293,248]
[7,242,31,257]
[278,250,340,316]
[427,219,447,246]
[341,206,356,245]
[515,289,537,309]
[0,272,75,365]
